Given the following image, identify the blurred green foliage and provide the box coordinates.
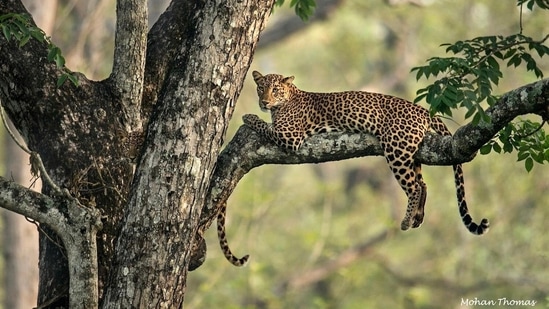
[187,0,549,308]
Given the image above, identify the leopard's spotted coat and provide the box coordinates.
[217,71,489,266]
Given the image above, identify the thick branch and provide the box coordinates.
[102,0,276,305]
[198,78,549,246]
[109,0,148,131]
[0,177,102,309]
[0,176,69,230]
[141,1,193,121]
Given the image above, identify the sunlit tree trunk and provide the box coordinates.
[1,1,55,308]
[101,1,274,305]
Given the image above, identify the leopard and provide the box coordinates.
[218,70,489,267]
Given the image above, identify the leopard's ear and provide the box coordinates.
[252,71,263,83]
[282,75,295,85]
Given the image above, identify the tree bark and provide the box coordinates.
[110,0,147,132]
[101,0,275,307]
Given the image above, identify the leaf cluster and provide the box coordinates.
[481,120,549,172]
[412,1,549,171]
[517,0,549,10]
[275,0,317,21]
[0,13,78,87]
[412,34,549,123]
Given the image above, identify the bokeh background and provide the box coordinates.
[1,0,548,308]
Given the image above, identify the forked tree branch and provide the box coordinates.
[0,176,102,309]
[110,0,148,131]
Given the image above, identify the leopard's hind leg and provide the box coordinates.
[412,161,427,228]
[382,143,423,231]
[394,162,423,231]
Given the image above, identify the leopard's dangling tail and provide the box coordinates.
[217,201,249,266]
[453,164,489,235]
[430,117,490,235]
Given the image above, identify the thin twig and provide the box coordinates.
[0,103,66,196]
[25,216,67,259]
[0,103,31,154]
[519,2,523,34]
[515,120,547,139]
[29,152,65,195]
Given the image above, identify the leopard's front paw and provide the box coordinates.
[242,114,261,126]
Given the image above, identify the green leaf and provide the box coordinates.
[532,44,549,57]
[531,150,545,164]
[502,141,514,153]
[413,92,428,104]
[503,48,517,59]
[486,55,500,71]
[507,54,522,67]
[464,105,476,119]
[525,157,534,172]
[18,34,30,47]
[492,142,502,153]
[472,112,481,126]
[56,74,68,87]
[517,151,530,161]
[545,149,549,160]
[54,53,65,67]
[29,29,45,42]
[411,66,423,80]
[486,95,498,106]
[47,46,58,61]
[67,73,79,86]
[290,0,316,21]
[1,24,10,41]
[535,0,549,9]
[480,144,492,155]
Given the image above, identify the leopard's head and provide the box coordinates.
[252,71,295,111]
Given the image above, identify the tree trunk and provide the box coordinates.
[101,1,274,306]
[1,0,274,307]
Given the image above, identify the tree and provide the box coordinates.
[0,0,547,308]
[1,0,273,307]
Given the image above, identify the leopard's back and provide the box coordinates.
[271,89,432,150]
